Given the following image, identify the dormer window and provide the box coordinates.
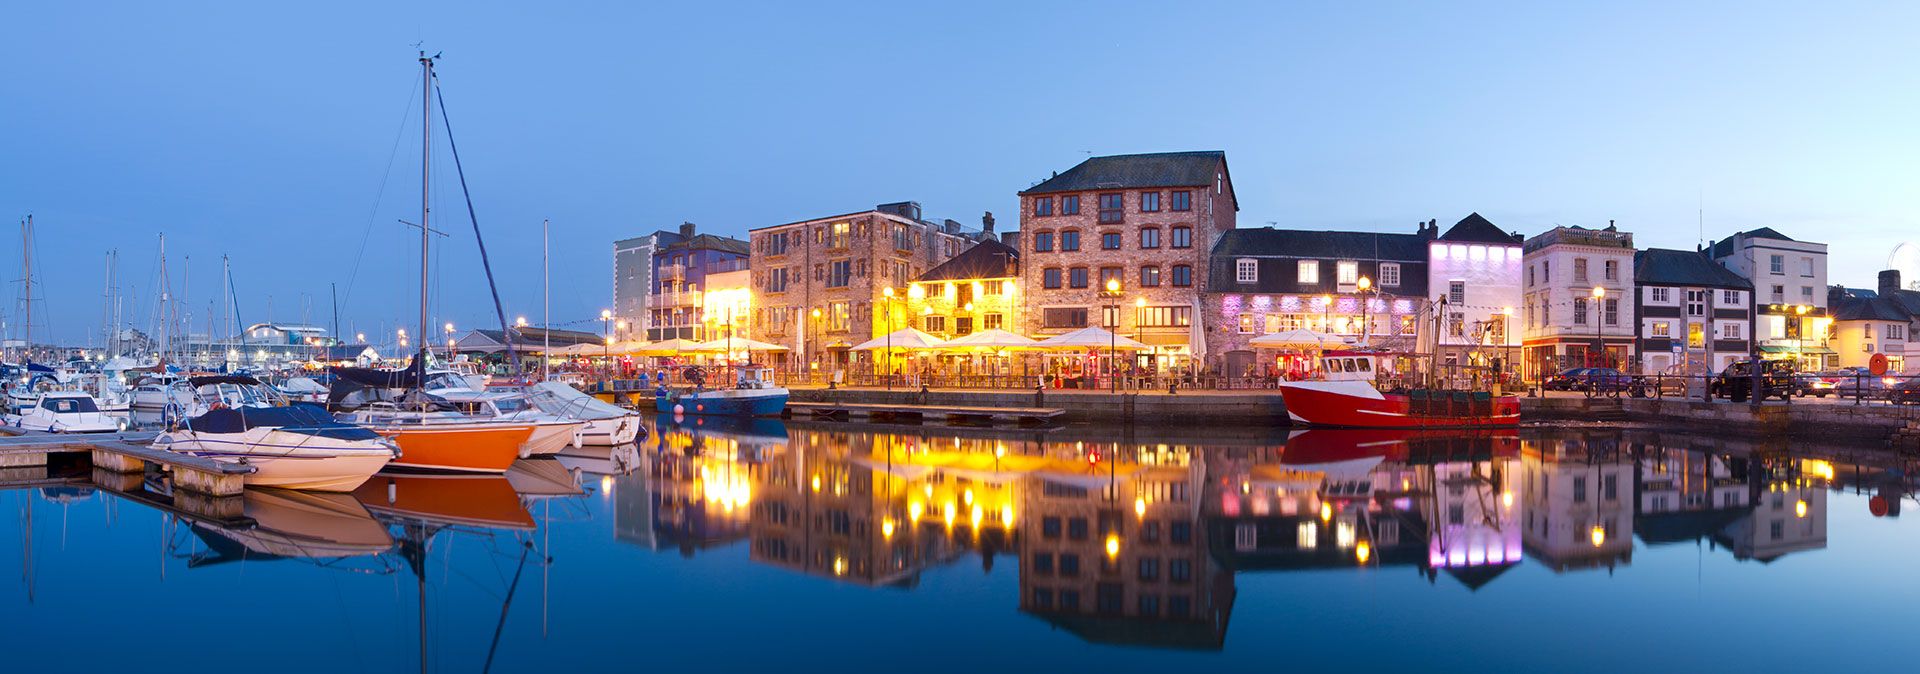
[1236,258,1258,283]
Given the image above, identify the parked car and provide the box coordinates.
[1709,360,1795,402]
[1795,371,1841,397]
[1835,371,1904,399]
[1543,368,1592,391]
[1887,377,1920,405]
[1575,368,1636,394]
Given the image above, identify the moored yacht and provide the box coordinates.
[153,375,398,492]
[654,366,789,417]
[330,364,533,474]
[1277,351,1521,428]
[5,390,123,433]
[528,381,643,446]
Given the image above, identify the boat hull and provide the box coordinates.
[153,429,397,492]
[578,415,642,446]
[654,388,789,417]
[371,423,533,474]
[1278,381,1520,428]
[520,420,584,458]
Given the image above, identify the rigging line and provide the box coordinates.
[340,69,424,320]
[433,76,520,373]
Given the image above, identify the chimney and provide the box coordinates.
[981,211,996,236]
[679,221,696,238]
[1881,269,1902,296]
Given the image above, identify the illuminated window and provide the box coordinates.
[1337,260,1358,284]
[1297,260,1320,283]
[1140,266,1161,287]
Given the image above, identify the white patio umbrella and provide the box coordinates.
[635,338,704,355]
[690,337,790,353]
[939,329,1040,350]
[1034,326,1150,351]
[851,327,947,351]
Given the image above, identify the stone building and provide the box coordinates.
[1015,151,1237,371]
[1205,225,1430,377]
[1520,223,1637,379]
[1632,248,1753,374]
[747,202,979,372]
[902,238,1021,340]
[1709,228,1833,371]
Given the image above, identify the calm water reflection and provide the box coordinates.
[5,419,1919,672]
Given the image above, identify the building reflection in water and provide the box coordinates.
[616,419,1845,651]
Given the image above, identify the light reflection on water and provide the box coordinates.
[5,417,1920,672]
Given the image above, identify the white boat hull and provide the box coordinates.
[578,415,641,446]
[154,428,396,492]
[520,420,584,458]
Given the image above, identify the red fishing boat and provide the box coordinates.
[1278,351,1519,428]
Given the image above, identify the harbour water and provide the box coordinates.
[4,419,1918,672]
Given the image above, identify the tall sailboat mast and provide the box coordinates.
[419,52,433,370]
[157,234,169,364]
[20,216,32,364]
[103,250,116,357]
[543,218,550,381]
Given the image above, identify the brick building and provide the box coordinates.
[1015,151,1237,371]
[903,238,1021,339]
[747,202,980,371]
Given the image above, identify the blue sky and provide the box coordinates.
[3,1,1916,345]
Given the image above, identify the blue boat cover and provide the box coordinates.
[184,405,383,442]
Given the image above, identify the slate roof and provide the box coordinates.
[1020,151,1230,200]
[1212,227,1429,260]
[1832,295,1911,322]
[474,327,604,347]
[1633,248,1752,289]
[1707,227,1796,258]
[663,233,749,256]
[1438,212,1522,244]
[916,239,1018,282]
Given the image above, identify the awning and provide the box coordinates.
[1759,345,1836,355]
[1135,332,1190,347]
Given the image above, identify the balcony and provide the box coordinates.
[650,289,703,308]
[660,263,687,281]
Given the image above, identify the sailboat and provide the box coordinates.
[330,53,532,474]
[5,216,127,421]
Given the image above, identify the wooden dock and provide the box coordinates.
[0,428,253,497]
[784,402,1064,425]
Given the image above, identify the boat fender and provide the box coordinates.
[673,404,684,415]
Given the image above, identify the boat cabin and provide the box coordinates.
[1320,351,1383,382]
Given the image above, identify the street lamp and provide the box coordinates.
[882,287,895,390]
[1103,278,1123,392]
[1591,286,1606,368]
[599,309,613,377]
[1357,276,1373,345]
[1794,304,1810,370]
[810,307,822,380]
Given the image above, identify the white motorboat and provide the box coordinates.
[274,376,329,404]
[153,375,397,492]
[528,381,644,446]
[422,369,583,458]
[5,391,123,433]
[130,373,196,413]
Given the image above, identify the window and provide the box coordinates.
[1722,322,1743,340]
[1652,287,1671,303]
[1889,324,1906,340]
[1138,595,1160,616]
[1724,289,1741,305]
[1042,268,1062,289]
[1043,307,1087,329]
[1771,285,1784,303]
[1169,558,1192,582]
[1098,193,1124,223]
[1652,321,1671,337]
[1140,266,1161,287]
[1573,477,1587,503]
[1573,298,1589,325]
[1604,259,1619,281]
[1033,231,1054,252]
[1239,314,1255,334]
[1802,286,1814,300]
[1032,552,1054,574]
[827,260,852,287]
[1236,258,1258,283]
[826,301,850,331]
[1034,197,1053,217]
[1059,554,1081,577]
[1140,192,1160,212]
[1688,321,1705,347]
[984,313,1003,330]
[1137,558,1159,581]
[1336,260,1359,285]
[1170,521,1191,543]
[1139,227,1160,249]
[1170,226,1192,249]
[1448,281,1466,305]
[1448,313,1464,337]
[1687,290,1707,316]
[766,267,788,293]
[1138,306,1191,327]
[1069,267,1088,289]
[1604,298,1619,326]
[1527,265,1536,287]
[1298,260,1320,283]
[1574,258,1589,283]
[1603,474,1618,501]
[1042,517,1061,538]
[1171,190,1191,211]
[1171,265,1192,287]
[1031,588,1053,608]
[1061,195,1080,215]
[1060,230,1081,252]
[1770,254,1785,274]
[1099,267,1123,289]
[768,232,790,256]
[1068,518,1089,539]
[1101,232,1122,250]
[1380,262,1401,287]
[830,221,850,249]
[923,315,946,332]
[1802,257,1815,277]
